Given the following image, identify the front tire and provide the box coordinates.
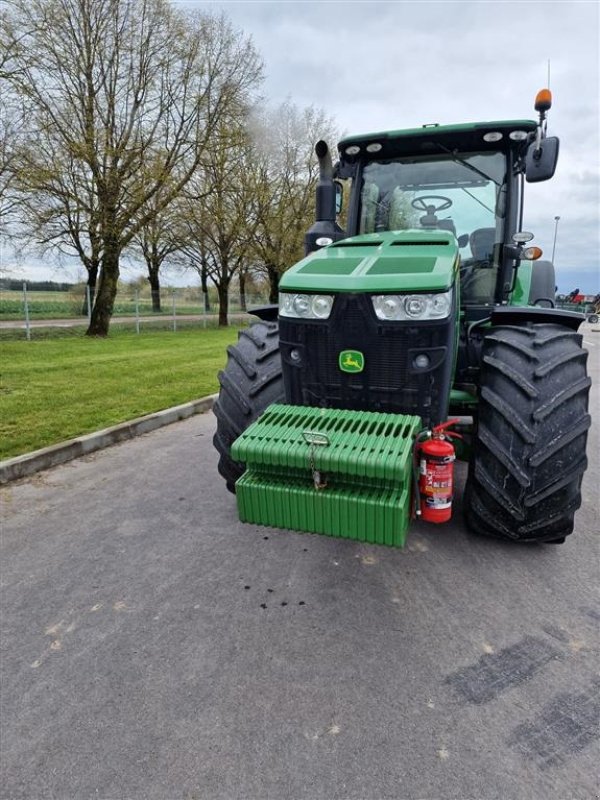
[465,324,591,543]
[213,321,284,492]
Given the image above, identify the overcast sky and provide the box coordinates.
[5,0,599,291]
[176,0,600,291]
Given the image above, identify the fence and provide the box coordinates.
[0,283,271,339]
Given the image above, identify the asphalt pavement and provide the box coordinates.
[1,332,598,800]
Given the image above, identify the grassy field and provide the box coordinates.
[0,289,206,319]
[0,326,241,459]
[0,289,269,319]
[0,317,226,342]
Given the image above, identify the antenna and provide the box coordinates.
[547,59,551,89]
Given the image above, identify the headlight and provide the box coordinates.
[279,293,334,320]
[372,290,452,321]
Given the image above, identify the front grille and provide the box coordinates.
[280,293,455,428]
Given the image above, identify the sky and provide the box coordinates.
[183,0,600,293]
[4,0,599,292]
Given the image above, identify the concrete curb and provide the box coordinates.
[0,394,217,485]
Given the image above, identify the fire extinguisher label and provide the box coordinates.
[426,496,452,509]
[417,433,457,522]
[419,463,453,508]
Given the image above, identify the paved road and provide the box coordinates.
[1,336,598,800]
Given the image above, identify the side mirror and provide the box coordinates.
[457,233,469,248]
[334,180,343,215]
[525,136,559,183]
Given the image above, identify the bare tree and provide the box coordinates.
[130,189,184,312]
[250,102,340,302]
[0,21,24,235]
[2,0,263,335]
[178,121,259,326]
[16,147,103,314]
[0,108,20,232]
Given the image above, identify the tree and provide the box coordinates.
[0,25,23,236]
[250,102,340,302]
[16,151,103,314]
[0,103,20,233]
[2,0,263,335]
[130,190,183,312]
[178,120,259,326]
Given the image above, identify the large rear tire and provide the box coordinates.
[464,323,591,543]
[213,321,284,492]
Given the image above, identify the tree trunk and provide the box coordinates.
[267,265,280,304]
[217,282,229,326]
[87,241,120,336]
[81,262,99,316]
[239,270,247,311]
[200,257,210,312]
[148,264,161,312]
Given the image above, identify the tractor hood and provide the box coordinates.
[280,230,459,294]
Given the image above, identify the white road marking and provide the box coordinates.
[583,340,595,346]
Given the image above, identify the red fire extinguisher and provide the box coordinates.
[417,420,462,524]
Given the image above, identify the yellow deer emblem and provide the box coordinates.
[343,354,361,369]
[339,350,364,373]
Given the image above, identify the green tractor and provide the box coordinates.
[213,90,591,546]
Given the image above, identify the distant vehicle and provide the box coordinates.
[556,290,600,323]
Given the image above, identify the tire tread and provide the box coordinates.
[465,323,590,543]
[213,321,284,493]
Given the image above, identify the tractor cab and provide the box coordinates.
[349,141,510,306]
[328,117,554,309]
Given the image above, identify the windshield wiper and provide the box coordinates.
[435,143,501,187]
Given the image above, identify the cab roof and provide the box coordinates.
[337,119,537,161]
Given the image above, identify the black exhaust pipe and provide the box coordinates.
[314,140,335,223]
[304,140,344,255]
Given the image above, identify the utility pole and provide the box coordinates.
[551,215,560,264]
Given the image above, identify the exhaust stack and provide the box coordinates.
[314,140,335,223]
[304,140,344,255]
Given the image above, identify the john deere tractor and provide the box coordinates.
[213,90,591,546]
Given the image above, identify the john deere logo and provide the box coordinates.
[339,350,364,373]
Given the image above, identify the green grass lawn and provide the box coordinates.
[0,326,241,459]
[0,291,207,319]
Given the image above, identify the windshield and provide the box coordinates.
[359,152,507,304]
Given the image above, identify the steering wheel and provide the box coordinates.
[411,195,453,212]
